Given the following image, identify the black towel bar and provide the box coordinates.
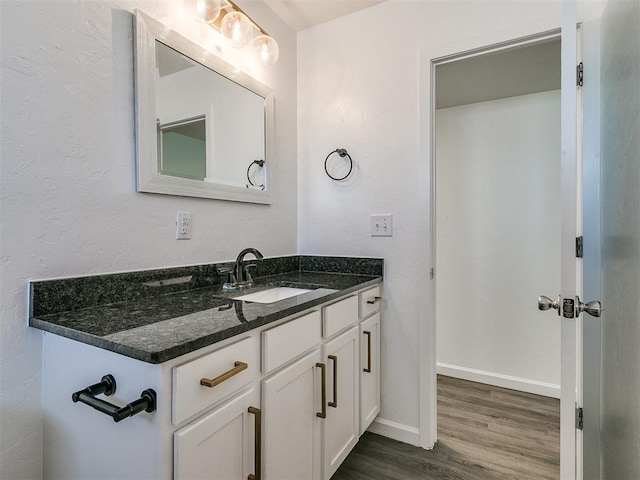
[71,374,156,423]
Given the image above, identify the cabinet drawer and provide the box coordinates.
[262,310,321,373]
[173,336,257,425]
[359,285,381,319]
[323,295,358,338]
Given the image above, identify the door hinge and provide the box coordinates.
[577,62,584,87]
[576,236,584,258]
[576,406,584,430]
[429,268,434,280]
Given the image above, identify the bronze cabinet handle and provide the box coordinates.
[200,361,248,388]
[248,406,261,480]
[328,355,338,408]
[363,331,372,373]
[366,296,382,305]
[316,362,327,418]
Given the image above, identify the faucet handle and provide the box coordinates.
[243,263,258,283]
[218,267,236,284]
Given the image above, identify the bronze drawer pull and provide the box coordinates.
[248,406,261,480]
[366,296,382,305]
[316,362,327,418]
[363,331,372,373]
[328,355,338,408]
[200,361,248,388]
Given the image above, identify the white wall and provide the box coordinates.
[0,1,296,477]
[435,91,561,397]
[297,0,564,444]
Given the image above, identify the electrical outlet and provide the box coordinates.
[176,212,192,240]
[371,214,393,237]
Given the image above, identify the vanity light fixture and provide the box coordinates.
[221,10,255,47]
[188,0,279,66]
[194,0,222,24]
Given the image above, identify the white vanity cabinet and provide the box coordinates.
[262,349,323,480]
[261,310,323,479]
[359,286,381,433]
[322,325,360,480]
[260,294,364,480]
[172,336,258,425]
[41,334,168,480]
[174,387,259,479]
[172,336,260,480]
[40,284,382,480]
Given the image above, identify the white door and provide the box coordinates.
[559,3,580,478]
[598,0,640,477]
[549,3,601,478]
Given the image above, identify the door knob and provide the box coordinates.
[576,296,603,318]
[538,295,560,313]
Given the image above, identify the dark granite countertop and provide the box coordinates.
[29,256,383,364]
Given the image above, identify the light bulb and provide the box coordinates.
[195,0,221,24]
[251,34,279,66]
[220,11,255,48]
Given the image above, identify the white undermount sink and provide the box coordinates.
[233,286,312,304]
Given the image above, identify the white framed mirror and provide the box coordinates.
[134,10,273,204]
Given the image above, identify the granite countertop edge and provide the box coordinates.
[30,275,382,364]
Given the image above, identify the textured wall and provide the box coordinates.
[600,0,640,477]
[297,0,562,439]
[436,91,561,394]
[0,1,297,477]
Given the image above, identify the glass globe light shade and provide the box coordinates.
[195,0,221,24]
[220,11,255,48]
[251,34,279,66]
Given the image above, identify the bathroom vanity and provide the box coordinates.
[31,256,382,479]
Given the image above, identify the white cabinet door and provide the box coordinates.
[174,387,259,480]
[360,313,380,434]
[262,349,322,480]
[322,326,359,480]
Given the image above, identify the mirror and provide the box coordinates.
[135,10,273,204]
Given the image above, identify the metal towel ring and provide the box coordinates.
[246,160,265,190]
[324,149,353,181]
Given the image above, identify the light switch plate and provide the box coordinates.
[371,214,393,237]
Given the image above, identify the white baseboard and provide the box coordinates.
[366,417,421,447]
[437,362,561,399]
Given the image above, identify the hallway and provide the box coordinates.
[332,376,560,479]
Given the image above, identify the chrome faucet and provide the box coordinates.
[223,248,264,290]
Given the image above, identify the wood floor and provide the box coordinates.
[332,375,560,479]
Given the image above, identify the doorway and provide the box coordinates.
[433,34,562,476]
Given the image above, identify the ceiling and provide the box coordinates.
[255,1,560,108]
[436,38,561,109]
[262,0,387,31]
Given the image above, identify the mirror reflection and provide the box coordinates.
[135,11,273,203]
[158,116,206,180]
[155,41,266,189]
